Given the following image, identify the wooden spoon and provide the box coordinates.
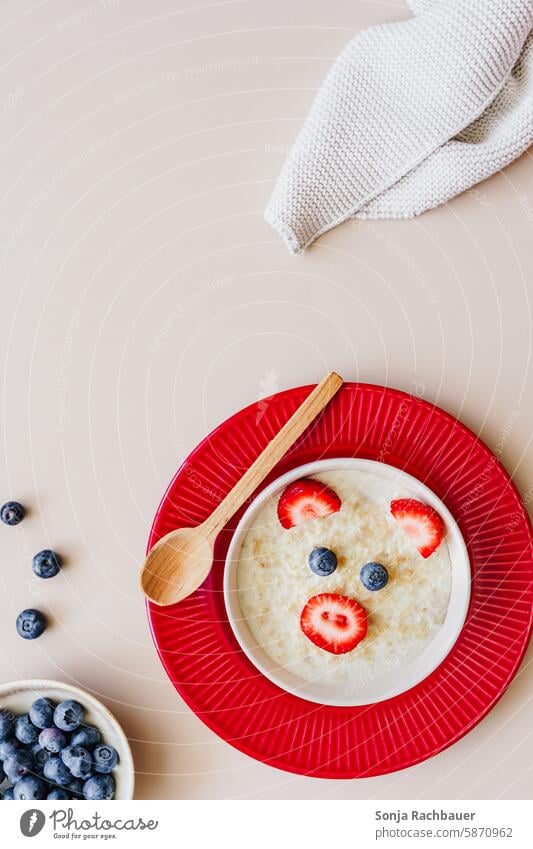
[140,372,343,606]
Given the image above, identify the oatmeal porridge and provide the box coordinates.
[237,468,452,688]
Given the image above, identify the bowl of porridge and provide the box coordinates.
[224,458,471,706]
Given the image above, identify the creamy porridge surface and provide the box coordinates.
[237,469,452,687]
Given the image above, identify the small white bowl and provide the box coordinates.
[225,458,471,707]
[0,679,134,799]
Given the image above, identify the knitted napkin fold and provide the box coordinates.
[265,0,533,253]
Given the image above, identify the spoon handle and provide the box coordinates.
[204,372,343,537]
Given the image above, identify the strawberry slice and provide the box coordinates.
[277,478,341,529]
[300,593,367,654]
[390,498,444,558]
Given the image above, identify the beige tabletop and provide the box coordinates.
[0,0,532,800]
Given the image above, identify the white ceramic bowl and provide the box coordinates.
[225,458,471,707]
[0,679,134,799]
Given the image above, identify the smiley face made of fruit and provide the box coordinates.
[276,478,445,656]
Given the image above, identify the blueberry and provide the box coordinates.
[61,745,92,779]
[308,547,338,577]
[48,787,70,800]
[39,727,67,754]
[0,738,19,760]
[0,710,14,742]
[360,561,389,591]
[32,549,61,579]
[0,501,25,526]
[2,786,15,800]
[43,756,72,786]
[83,773,115,800]
[71,725,101,748]
[13,775,47,801]
[54,700,84,732]
[68,778,84,797]
[92,744,119,774]
[16,608,47,640]
[3,749,33,782]
[15,714,39,745]
[29,697,55,729]
[32,743,50,772]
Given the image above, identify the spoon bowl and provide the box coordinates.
[141,526,214,606]
[140,373,343,606]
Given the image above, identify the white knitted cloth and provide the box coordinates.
[265,0,533,253]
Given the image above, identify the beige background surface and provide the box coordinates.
[0,0,532,800]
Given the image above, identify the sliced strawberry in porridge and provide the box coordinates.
[300,593,367,654]
[277,478,341,529]
[390,498,444,558]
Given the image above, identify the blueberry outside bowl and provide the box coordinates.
[0,679,134,800]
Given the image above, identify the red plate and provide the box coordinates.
[147,383,533,778]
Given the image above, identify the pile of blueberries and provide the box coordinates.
[1,500,62,639]
[0,697,119,800]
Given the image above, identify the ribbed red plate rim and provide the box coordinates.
[147,383,533,778]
